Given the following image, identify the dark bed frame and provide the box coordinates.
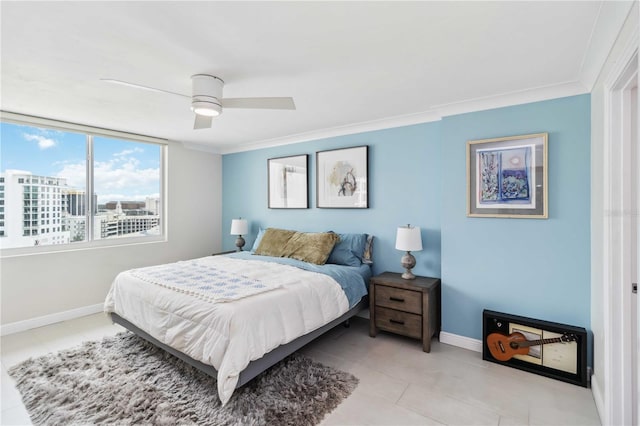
[109,296,367,388]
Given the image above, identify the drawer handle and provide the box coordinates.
[389,296,405,303]
[389,319,405,325]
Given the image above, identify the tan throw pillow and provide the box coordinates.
[281,231,340,265]
[254,228,340,265]
[255,228,296,257]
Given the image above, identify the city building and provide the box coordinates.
[0,170,70,248]
[66,189,97,216]
[0,172,160,249]
[94,206,160,240]
[145,197,160,215]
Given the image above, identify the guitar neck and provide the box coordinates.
[517,337,565,348]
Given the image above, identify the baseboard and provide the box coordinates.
[1,303,104,336]
[591,375,605,425]
[439,331,483,352]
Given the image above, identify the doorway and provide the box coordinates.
[604,46,638,426]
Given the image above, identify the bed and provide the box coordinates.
[104,228,372,404]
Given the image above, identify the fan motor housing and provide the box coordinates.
[191,74,224,116]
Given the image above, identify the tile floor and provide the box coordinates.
[1,314,600,425]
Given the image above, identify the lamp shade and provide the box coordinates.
[395,225,423,251]
[230,219,248,235]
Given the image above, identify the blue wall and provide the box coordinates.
[441,94,591,342]
[222,94,591,355]
[223,122,443,279]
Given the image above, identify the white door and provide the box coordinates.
[632,81,638,426]
[633,80,639,426]
[604,47,638,426]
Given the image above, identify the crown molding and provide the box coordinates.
[432,80,589,118]
[215,79,588,155]
[217,109,442,155]
[209,3,635,155]
[578,0,636,91]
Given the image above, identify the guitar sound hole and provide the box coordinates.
[510,342,519,349]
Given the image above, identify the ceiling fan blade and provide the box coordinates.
[194,114,213,130]
[221,97,296,110]
[100,79,189,98]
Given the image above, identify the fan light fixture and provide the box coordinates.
[100,73,295,130]
[191,100,221,117]
[191,74,224,117]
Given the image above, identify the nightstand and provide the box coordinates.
[211,250,236,256]
[369,271,441,352]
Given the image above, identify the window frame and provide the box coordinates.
[0,111,168,257]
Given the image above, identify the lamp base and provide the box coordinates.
[235,235,245,252]
[401,270,416,280]
[400,251,417,280]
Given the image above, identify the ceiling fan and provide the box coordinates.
[101,74,296,129]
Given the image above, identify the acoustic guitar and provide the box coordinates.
[486,331,577,361]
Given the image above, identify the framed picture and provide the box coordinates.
[268,154,308,209]
[467,133,548,218]
[316,145,368,208]
[483,309,587,387]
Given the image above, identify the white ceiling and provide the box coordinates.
[0,1,633,153]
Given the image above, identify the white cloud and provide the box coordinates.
[55,162,85,188]
[114,147,144,157]
[22,133,57,149]
[56,152,160,204]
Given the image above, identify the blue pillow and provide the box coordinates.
[327,233,368,267]
[250,228,266,253]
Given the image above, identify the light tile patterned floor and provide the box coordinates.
[1,314,601,425]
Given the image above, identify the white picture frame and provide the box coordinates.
[268,154,309,209]
[316,145,368,209]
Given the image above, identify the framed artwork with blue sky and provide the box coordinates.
[467,133,548,218]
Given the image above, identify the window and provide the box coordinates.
[1,115,165,251]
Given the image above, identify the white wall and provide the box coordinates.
[590,1,639,415]
[0,141,222,325]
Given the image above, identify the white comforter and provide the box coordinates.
[103,255,349,404]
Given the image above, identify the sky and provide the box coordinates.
[0,122,161,204]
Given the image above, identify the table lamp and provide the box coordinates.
[395,224,423,279]
[230,218,249,251]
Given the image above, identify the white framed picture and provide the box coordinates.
[268,154,308,209]
[316,145,368,208]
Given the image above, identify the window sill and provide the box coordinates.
[0,235,167,258]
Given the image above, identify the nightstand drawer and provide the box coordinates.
[375,285,422,314]
[375,306,422,339]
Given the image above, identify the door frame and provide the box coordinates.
[602,34,638,426]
